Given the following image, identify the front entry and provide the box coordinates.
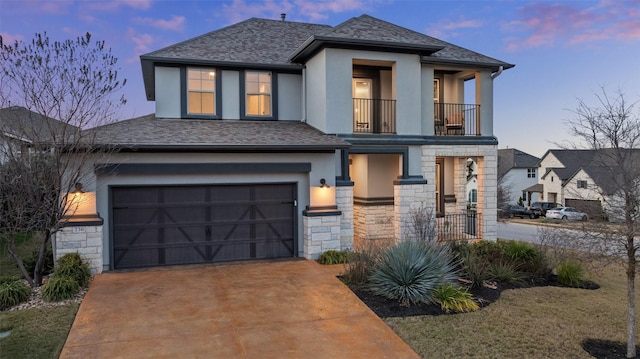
[111,183,296,269]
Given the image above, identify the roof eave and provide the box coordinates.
[289,36,445,63]
[92,143,351,152]
[421,57,515,72]
[140,55,306,101]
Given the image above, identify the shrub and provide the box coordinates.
[433,284,480,313]
[342,240,387,287]
[502,241,538,261]
[0,276,21,285]
[556,260,586,287]
[487,260,527,285]
[0,279,31,310]
[368,240,458,306]
[22,246,55,277]
[55,253,91,287]
[41,276,80,302]
[317,250,350,265]
[459,250,490,288]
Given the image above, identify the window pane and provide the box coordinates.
[201,93,215,114]
[258,73,271,82]
[260,83,271,93]
[201,79,214,91]
[247,94,259,115]
[188,92,202,113]
[246,72,259,82]
[246,82,260,93]
[261,95,271,115]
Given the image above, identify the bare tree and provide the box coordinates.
[497,174,513,208]
[563,89,639,358]
[0,32,126,286]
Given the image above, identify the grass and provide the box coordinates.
[385,262,639,358]
[0,232,44,278]
[0,304,80,359]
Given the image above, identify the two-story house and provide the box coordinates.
[497,148,540,206]
[55,15,514,273]
[533,148,640,220]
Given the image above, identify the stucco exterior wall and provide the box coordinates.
[278,73,303,121]
[155,67,181,118]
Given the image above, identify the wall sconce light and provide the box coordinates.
[319,178,330,188]
[72,182,84,196]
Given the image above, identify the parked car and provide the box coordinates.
[530,202,563,215]
[498,205,542,219]
[545,207,589,221]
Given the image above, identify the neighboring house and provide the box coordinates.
[55,15,514,273]
[531,149,640,219]
[466,158,477,208]
[0,106,76,162]
[497,148,540,206]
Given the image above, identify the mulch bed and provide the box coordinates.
[582,339,639,359]
[346,275,600,319]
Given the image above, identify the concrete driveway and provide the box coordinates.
[60,260,419,359]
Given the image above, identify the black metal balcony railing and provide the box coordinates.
[436,211,482,242]
[434,102,480,136]
[353,98,396,134]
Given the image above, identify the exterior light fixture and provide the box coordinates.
[73,182,85,195]
[319,178,330,188]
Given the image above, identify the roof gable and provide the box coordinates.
[0,106,78,144]
[498,148,539,178]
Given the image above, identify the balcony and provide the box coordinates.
[434,103,480,136]
[353,98,396,134]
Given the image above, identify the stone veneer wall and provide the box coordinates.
[393,183,428,240]
[302,214,341,259]
[335,186,354,250]
[353,203,394,243]
[421,144,497,241]
[55,225,103,274]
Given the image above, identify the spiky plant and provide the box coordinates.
[368,240,458,306]
[556,260,586,287]
[0,279,31,310]
[433,284,480,313]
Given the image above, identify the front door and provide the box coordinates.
[353,78,373,132]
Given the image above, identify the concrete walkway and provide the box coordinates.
[60,260,419,359]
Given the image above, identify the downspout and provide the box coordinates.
[491,65,504,80]
[302,66,307,123]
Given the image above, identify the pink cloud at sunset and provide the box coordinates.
[134,15,186,31]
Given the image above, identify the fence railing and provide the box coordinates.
[434,102,480,136]
[353,98,396,134]
[436,211,482,241]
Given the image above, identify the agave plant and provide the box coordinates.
[368,240,458,306]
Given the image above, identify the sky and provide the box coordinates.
[1,0,639,158]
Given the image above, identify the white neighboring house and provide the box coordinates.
[497,148,540,206]
[533,149,640,220]
[52,15,515,273]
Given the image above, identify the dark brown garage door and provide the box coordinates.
[111,183,296,269]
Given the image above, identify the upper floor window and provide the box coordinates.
[246,71,271,116]
[577,180,588,189]
[187,68,216,115]
[527,168,536,178]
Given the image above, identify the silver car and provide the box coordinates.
[545,207,589,221]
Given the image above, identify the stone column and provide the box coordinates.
[302,207,342,259]
[335,185,354,250]
[393,182,428,241]
[55,214,104,274]
[477,150,498,241]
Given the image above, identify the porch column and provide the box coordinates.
[454,157,468,213]
[393,180,428,241]
[335,185,354,249]
[477,153,498,241]
[302,207,342,259]
[476,70,493,136]
[55,215,104,274]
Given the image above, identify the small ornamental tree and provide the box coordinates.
[0,32,126,286]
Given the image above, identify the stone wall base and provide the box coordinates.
[55,225,103,274]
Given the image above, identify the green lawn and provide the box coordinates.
[386,263,639,358]
[0,304,79,359]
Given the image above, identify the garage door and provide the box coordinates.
[111,183,296,269]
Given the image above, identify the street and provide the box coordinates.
[497,221,541,243]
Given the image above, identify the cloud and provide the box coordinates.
[24,0,73,14]
[221,0,375,24]
[505,0,640,51]
[134,15,186,31]
[88,0,153,11]
[0,32,25,45]
[125,28,156,63]
[426,18,484,39]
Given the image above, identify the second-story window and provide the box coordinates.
[527,168,536,178]
[187,68,216,115]
[246,71,271,116]
[577,180,588,189]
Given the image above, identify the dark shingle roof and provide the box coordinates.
[0,106,78,143]
[84,114,349,151]
[497,148,540,178]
